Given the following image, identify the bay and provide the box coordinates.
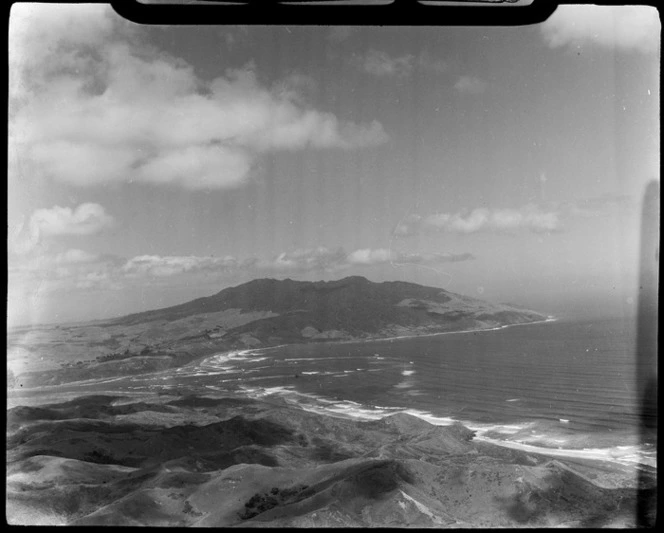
[17,315,654,467]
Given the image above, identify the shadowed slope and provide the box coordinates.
[7,393,652,527]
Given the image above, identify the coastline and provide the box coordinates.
[15,313,653,473]
[8,382,652,527]
[235,382,655,470]
[355,315,559,344]
[222,315,560,358]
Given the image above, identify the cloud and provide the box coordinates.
[118,247,476,278]
[54,248,101,265]
[9,5,388,191]
[395,196,640,237]
[29,141,144,187]
[271,72,318,104]
[454,76,487,95]
[8,244,476,324]
[395,205,560,236]
[9,247,123,296]
[395,251,476,264]
[347,248,474,266]
[358,50,415,77]
[346,248,393,265]
[255,247,348,272]
[136,145,253,190]
[540,5,660,54]
[122,255,240,277]
[29,203,115,239]
[9,244,476,304]
[257,247,475,272]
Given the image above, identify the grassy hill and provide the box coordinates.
[6,392,653,527]
[108,275,546,340]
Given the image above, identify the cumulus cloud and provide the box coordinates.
[346,248,393,265]
[347,248,474,266]
[395,196,639,237]
[540,5,660,54]
[29,203,115,239]
[395,205,560,236]
[454,76,487,95]
[136,145,253,190]
[255,247,348,272]
[117,247,476,279]
[9,245,475,306]
[256,247,474,272]
[9,4,388,191]
[122,255,240,277]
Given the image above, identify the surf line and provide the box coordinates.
[197,317,558,369]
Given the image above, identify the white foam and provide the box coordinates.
[202,348,270,370]
[471,422,534,434]
[250,385,295,397]
[402,370,415,376]
[308,404,387,421]
[373,405,405,411]
[474,435,655,466]
[399,409,457,426]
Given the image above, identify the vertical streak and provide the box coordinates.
[635,180,658,527]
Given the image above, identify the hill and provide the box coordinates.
[6,392,653,526]
[8,276,548,388]
[111,276,544,331]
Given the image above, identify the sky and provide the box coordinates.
[7,3,660,327]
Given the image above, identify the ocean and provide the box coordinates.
[26,315,656,468]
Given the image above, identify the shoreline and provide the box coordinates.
[237,383,655,470]
[354,315,559,344]
[16,314,652,470]
[221,315,559,359]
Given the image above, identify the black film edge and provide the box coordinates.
[110,0,560,26]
